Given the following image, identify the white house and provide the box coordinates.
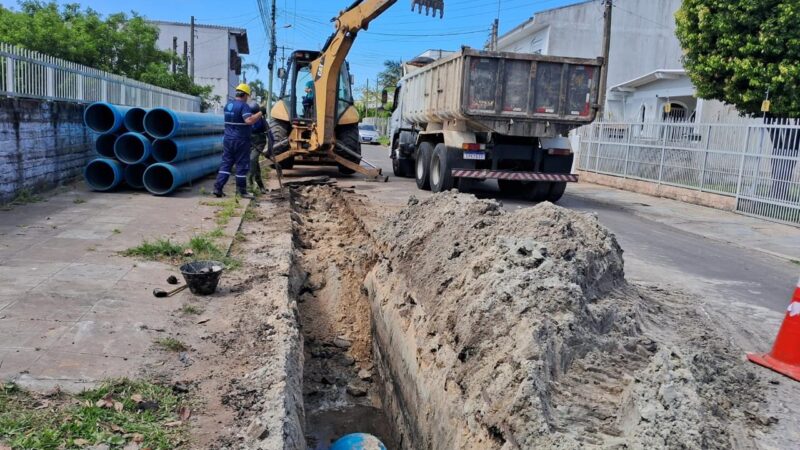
[149,20,250,107]
[497,0,744,123]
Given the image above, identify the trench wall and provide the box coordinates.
[0,97,93,203]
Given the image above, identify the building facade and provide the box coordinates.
[496,0,745,123]
[149,21,249,109]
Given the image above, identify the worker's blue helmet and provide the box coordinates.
[306,81,314,89]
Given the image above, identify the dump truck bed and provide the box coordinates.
[401,48,602,137]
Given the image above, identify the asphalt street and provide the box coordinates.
[358,144,799,314]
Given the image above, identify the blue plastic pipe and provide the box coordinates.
[114,132,154,165]
[124,163,150,189]
[152,136,224,163]
[144,108,224,139]
[143,154,222,195]
[84,158,125,191]
[84,102,132,134]
[124,107,148,133]
[330,434,387,450]
[95,133,118,158]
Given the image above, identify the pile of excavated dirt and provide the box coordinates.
[363,191,773,449]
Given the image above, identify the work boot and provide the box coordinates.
[213,190,226,198]
[238,191,255,199]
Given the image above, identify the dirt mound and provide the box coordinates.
[366,192,769,449]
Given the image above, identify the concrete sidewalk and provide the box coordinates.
[0,180,244,391]
[569,182,800,262]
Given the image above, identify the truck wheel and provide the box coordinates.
[392,157,414,178]
[335,124,362,175]
[525,182,551,202]
[430,143,456,193]
[547,182,567,202]
[498,179,523,196]
[415,142,434,190]
[269,119,294,169]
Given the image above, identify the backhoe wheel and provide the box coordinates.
[415,142,434,190]
[547,182,567,202]
[268,119,294,169]
[335,124,362,175]
[430,143,456,193]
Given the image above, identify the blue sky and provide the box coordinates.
[0,0,586,95]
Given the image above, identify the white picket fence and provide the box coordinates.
[0,42,200,112]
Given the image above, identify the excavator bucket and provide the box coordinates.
[412,0,444,18]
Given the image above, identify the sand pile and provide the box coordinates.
[365,192,769,449]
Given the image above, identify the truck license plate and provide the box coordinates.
[463,151,486,160]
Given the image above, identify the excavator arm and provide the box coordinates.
[308,0,444,151]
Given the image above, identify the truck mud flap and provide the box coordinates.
[451,169,578,182]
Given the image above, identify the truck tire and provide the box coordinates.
[335,124,362,175]
[415,142,434,190]
[391,137,414,177]
[430,143,456,193]
[498,179,523,196]
[547,182,567,202]
[526,182,551,202]
[268,119,294,169]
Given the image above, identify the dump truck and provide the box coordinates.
[388,48,603,202]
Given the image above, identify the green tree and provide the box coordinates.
[0,1,213,105]
[675,0,800,116]
[377,60,403,90]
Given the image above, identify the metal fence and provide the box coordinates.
[576,121,800,225]
[0,43,201,112]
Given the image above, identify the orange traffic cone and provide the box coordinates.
[747,276,800,381]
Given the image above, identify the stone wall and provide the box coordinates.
[0,98,93,203]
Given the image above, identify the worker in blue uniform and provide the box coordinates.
[213,83,264,198]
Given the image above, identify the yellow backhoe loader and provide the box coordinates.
[269,0,444,180]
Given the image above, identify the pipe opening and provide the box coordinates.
[143,165,175,195]
[115,134,149,164]
[153,140,178,163]
[95,134,117,158]
[85,160,119,191]
[124,164,147,189]
[84,103,118,133]
[124,108,147,133]
[144,109,176,139]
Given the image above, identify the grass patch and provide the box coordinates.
[205,227,225,239]
[0,379,188,449]
[154,338,187,352]
[112,228,122,234]
[122,239,183,259]
[2,189,43,209]
[200,197,242,226]
[242,207,257,222]
[791,259,800,266]
[377,135,390,146]
[234,231,247,242]
[180,304,204,315]
[73,198,86,204]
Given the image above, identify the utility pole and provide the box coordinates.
[183,42,189,75]
[490,19,499,51]
[267,0,277,118]
[172,37,178,73]
[190,16,196,82]
[366,78,370,118]
[597,0,613,119]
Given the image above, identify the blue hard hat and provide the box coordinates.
[330,433,387,450]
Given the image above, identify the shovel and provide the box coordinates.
[152,284,188,298]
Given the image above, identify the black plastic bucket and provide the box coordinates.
[180,260,224,295]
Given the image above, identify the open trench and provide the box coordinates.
[289,185,399,449]
[284,184,772,450]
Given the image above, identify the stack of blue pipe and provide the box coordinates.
[83,102,224,195]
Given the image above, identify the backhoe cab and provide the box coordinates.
[268,0,444,180]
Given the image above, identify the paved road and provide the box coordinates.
[358,144,798,314]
